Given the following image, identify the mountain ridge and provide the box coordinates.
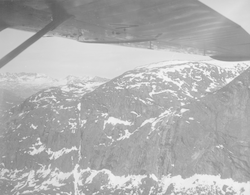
[0,61,250,194]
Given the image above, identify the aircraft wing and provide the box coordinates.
[1,0,250,62]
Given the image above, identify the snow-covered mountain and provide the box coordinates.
[0,72,109,99]
[0,61,250,195]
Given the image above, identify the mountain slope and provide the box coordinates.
[0,61,250,195]
[0,73,108,138]
[0,88,24,137]
[0,88,23,116]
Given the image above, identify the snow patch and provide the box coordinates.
[216,145,224,149]
[47,146,78,160]
[30,124,38,130]
[77,103,81,111]
[104,117,132,129]
[180,108,189,113]
[160,174,250,195]
[117,130,133,141]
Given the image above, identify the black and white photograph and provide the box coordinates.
[0,0,250,194]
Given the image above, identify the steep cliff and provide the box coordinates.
[0,61,250,195]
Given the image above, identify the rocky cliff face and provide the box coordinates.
[0,61,250,195]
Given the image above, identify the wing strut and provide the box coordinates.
[0,3,71,69]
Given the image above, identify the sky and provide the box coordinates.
[0,0,250,79]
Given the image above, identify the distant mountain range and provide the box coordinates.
[0,61,250,195]
[0,72,109,99]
